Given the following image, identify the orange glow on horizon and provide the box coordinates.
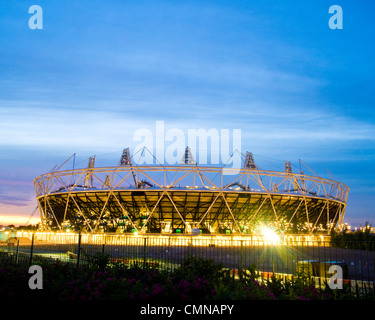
[0,214,40,226]
[0,200,39,226]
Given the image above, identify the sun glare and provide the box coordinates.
[259,226,280,243]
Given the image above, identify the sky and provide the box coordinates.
[0,0,374,227]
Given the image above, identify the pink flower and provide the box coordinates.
[178,279,191,292]
[151,283,164,296]
[139,292,150,299]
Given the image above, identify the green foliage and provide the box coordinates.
[330,222,375,250]
[90,252,111,270]
[0,255,372,300]
[240,264,261,283]
[173,254,226,283]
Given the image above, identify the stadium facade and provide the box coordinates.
[33,148,349,235]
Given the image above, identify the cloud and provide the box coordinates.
[1,100,374,158]
[0,193,33,207]
[0,105,143,151]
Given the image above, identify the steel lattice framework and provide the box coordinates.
[33,154,349,235]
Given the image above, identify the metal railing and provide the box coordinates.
[1,232,375,296]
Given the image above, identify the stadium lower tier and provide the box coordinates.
[37,190,345,234]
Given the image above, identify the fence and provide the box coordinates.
[1,231,375,295]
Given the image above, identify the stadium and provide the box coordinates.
[33,147,349,236]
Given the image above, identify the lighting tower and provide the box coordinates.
[244,152,257,169]
[103,174,111,188]
[285,161,292,173]
[119,147,137,187]
[181,146,196,165]
[119,148,132,166]
[84,155,96,188]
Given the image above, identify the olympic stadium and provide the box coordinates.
[33,147,349,235]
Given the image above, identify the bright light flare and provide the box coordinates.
[259,226,280,243]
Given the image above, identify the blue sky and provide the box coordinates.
[0,0,374,227]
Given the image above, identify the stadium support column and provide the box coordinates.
[36,198,47,229]
[221,192,242,234]
[34,178,46,228]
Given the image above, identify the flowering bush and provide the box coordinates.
[0,256,363,300]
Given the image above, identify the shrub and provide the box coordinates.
[0,255,369,300]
